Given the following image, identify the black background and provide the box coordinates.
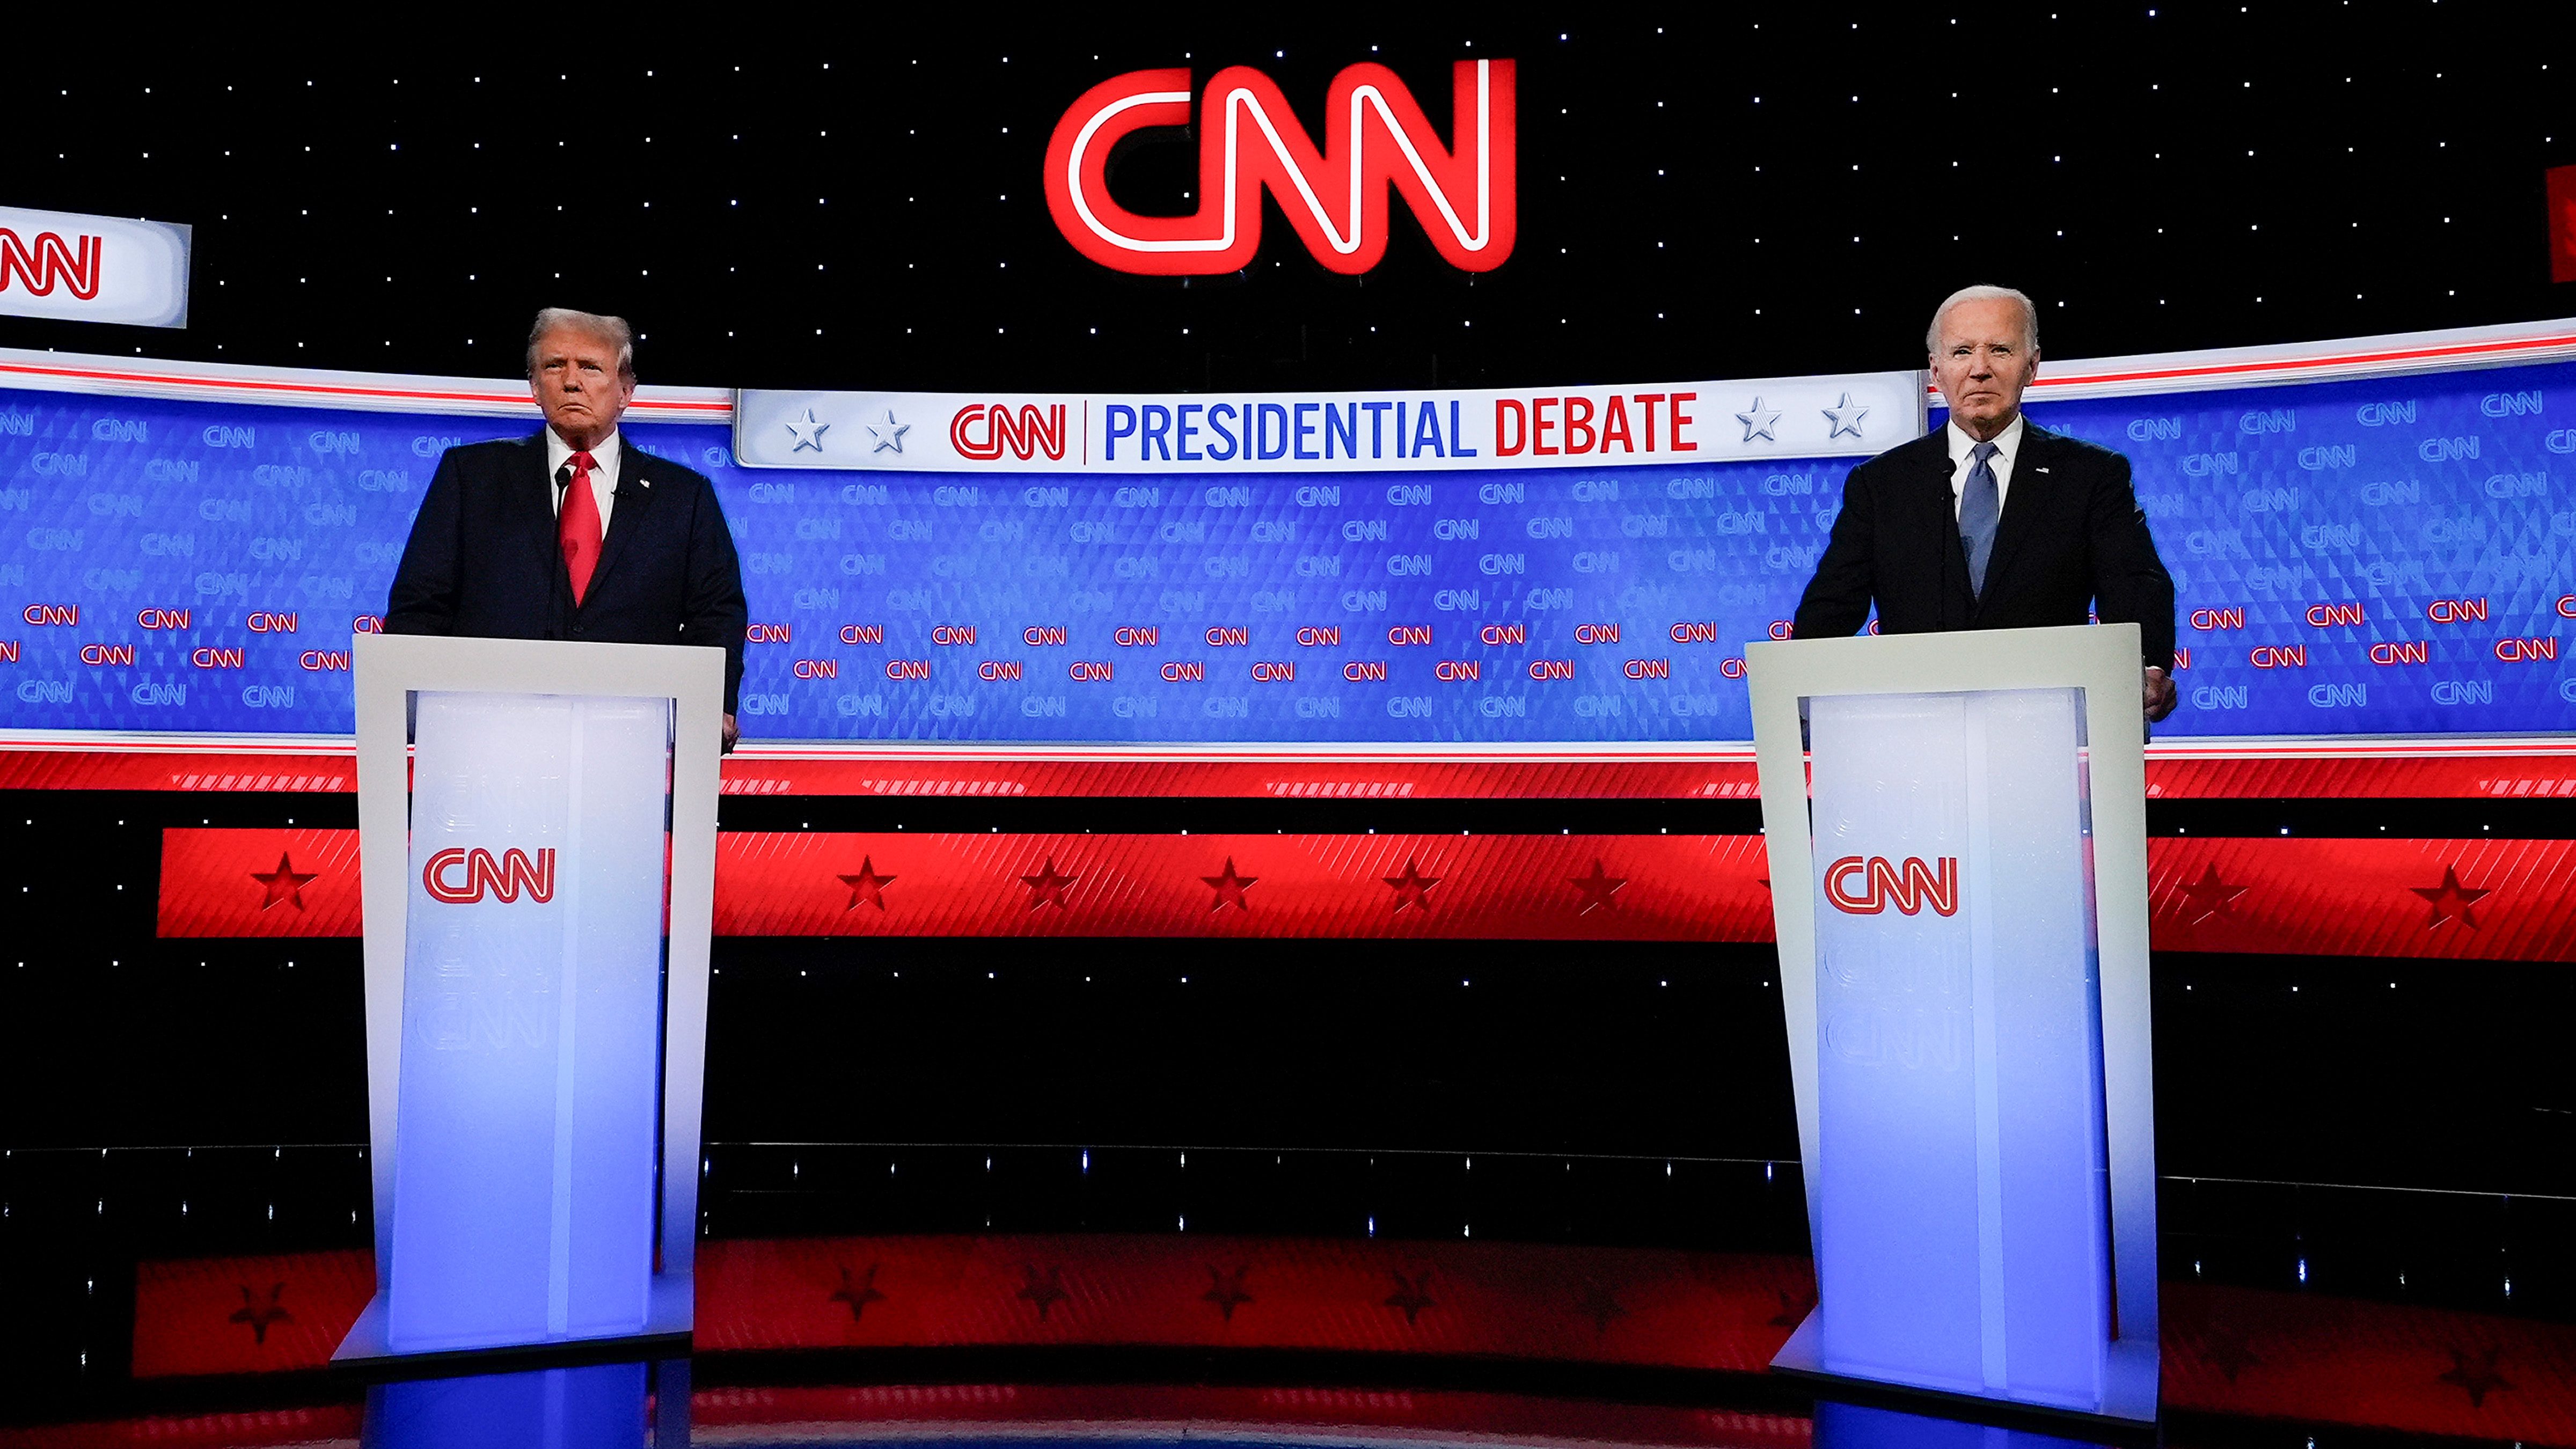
[4,12,2570,392]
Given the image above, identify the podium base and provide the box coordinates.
[1769,1307,2159,1436]
[331,1272,692,1377]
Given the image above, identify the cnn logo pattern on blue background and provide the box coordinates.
[2024,360,2574,734]
[0,360,2566,742]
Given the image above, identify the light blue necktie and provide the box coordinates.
[1959,440,2001,597]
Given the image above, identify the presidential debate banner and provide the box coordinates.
[0,335,2568,743]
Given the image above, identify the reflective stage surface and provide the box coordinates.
[0,1369,2199,1449]
[5,1144,2574,1447]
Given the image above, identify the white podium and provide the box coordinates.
[1748,624,2159,1425]
[335,634,726,1363]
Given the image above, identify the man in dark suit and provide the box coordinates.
[1792,285,2178,722]
[387,308,748,748]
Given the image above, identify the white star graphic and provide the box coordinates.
[1735,397,1782,443]
[784,409,829,452]
[866,411,910,454]
[1823,393,1869,440]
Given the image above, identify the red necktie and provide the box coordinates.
[560,449,603,605]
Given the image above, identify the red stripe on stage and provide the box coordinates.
[693,1234,1811,1371]
[156,828,363,938]
[717,753,1768,801]
[15,742,2576,799]
[2146,837,2576,962]
[712,832,1775,941]
[2142,753,2576,800]
[688,1384,1813,1448]
[128,1249,374,1380]
[113,1236,2576,1446]
[155,829,2576,960]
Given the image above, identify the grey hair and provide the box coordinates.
[1924,285,2040,355]
[526,308,635,380]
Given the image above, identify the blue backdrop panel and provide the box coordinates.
[2018,359,2575,735]
[0,357,2566,742]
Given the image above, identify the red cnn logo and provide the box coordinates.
[1044,59,1516,276]
[950,404,1068,462]
[0,230,102,299]
[422,847,556,904]
[1824,856,1960,917]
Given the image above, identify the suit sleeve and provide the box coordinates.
[1792,462,1879,639]
[679,479,750,714]
[2087,452,2178,669]
[383,448,465,634]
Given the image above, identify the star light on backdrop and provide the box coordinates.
[3,19,2560,393]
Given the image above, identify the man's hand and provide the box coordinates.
[722,713,739,754]
[2143,665,2177,724]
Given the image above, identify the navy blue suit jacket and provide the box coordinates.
[385,433,748,711]
[1791,422,2177,669]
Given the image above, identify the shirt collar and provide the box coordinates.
[545,426,620,476]
[1945,412,2025,468]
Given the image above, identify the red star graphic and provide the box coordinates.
[1020,857,1078,910]
[837,857,895,912]
[1201,857,1257,911]
[1017,1263,1069,1321]
[1202,1264,1254,1322]
[228,1282,293,1345]
[1567,859,1628,914]
[1383,1269,1435,1324]
[1383,858,1441,913]
[2177,864,2249,924]
[1575,1278,1627,1334]
[2438,1345,2514,1407]
[829,1263,887,1322]
[249,853,318,912]
[2411,866,2491,931]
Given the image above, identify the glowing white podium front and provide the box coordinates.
[334,633,724,1363]
[1748,624,2159,1426]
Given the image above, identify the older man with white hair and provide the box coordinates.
[1792,285,2178,721]
[387,308,750,747]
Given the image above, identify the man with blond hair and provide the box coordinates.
[387,308,749,747]
[1793,285,2177,721]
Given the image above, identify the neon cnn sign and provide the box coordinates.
[1044,59,1516,276]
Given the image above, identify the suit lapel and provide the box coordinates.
[585,437,659,599]
[1913,433,1974,616]
[516,434,574,594]
[1977,420,2053,607]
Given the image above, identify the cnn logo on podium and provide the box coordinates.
[1823,855,1960,917]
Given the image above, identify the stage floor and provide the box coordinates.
[3,1143,2572,1446]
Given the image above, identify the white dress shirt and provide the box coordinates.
[1943,412,2026,520]
[544,427,621,533]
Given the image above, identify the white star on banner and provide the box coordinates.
[784,409,830,452]
[1736,397,1782,443]
[1823,393,1869,440]
[866,411,910,453]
